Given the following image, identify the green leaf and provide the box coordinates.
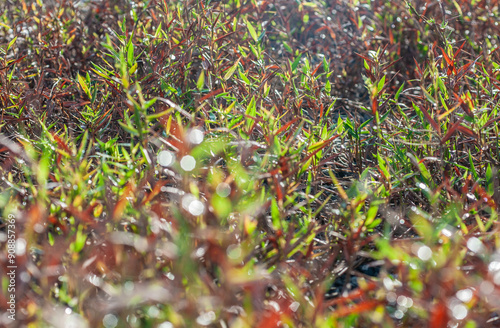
[77,73,91,99]
[422,87,436,104]
[257,31,266,42]
[271,199,281,229]
[298,157,312,178]
[366,218,382,229]
[238,69,250,84]
[237,45,248,58]
[127,40,134,67]
[377,75,386,94]
[245,96,256,116]
[224,58,241,81]
[76,130,89,160]
[325,80,331,93]
[71,225,87,253]
[323,56,330,72]
[245,19,258,42]
[143,98,157,110]
[48,232,54,246]
[249,43,259,58]
[38,151,50,186]
[7,36,17,51]
[197,70,205,90]
[291,53,302,72]
[119,121,139,136]
[486,164,494,196]
[469,150,478,180]
[437,76,448,99]
[212,194,232,219]
[395,82,405,102]
[409,208,433,242]
[191,137,227,160]
[377,153,390,180]
[129,62,138,75]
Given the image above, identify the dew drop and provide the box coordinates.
[180,155,196,171]
[397,295,413,308]
[394,309,404,319]
[268,301,280,312]
[216,182,231,197]
[441,228,452,237]
[187,128,204,144]
[158,150,175,167]
[489,261,500,272]
[456,289,473,303]
[417,245,432,261]
[467,237,484,254]
[195,247,206,258]
[16,238,27,256]
[196,311,216,326]
[451,304,467,320]
[188,199,205,216]
[480,281,494,295]
[103,314,118,328]
[20,271,31,283]
[158,322,174,328]
[386,292,397,303]
[148,306,160,318]
[182,194,205,216]
[227,244,242,260]
[34,223,44,233]
[124,281,134,291]
[493,271,500,285]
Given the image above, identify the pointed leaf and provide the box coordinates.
[245,19,258,42]
[197,70,205,90]
[421,106,440,133]
[224,57,241,80]
[77,73,91,99]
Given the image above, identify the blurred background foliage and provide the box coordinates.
[1,0,500,327]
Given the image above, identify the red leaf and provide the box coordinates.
[456,124,478,139]
[311,62,322,76]
[199,88,223,102]
[334,300,381,317]
[371,97,378,115]
[275,118,299,136]
[421,106,440,133]
[429,302,449,328]
[440,47,453,66]
[273,175,283,202]
[112,182,134,221]
[382,58,402,72]
[326,281,378,307]
[474,185,496,208]
[454,41,466,60]
[441,118,463,144]
[255,311,282,328]
[355,52,374,64]
[214,31,236,42]
[414,57,423,77]
[52,133,72,154]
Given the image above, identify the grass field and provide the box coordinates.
[1,0,500,327]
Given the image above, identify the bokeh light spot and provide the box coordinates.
[158,150,175,167]
[180,155,196,171]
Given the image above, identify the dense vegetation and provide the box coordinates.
[1,0,500,326]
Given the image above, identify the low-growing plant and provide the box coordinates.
[1,0,500,327]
